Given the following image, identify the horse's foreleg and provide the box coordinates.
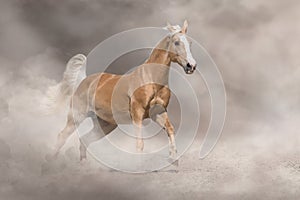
[135,123,144,152]
[150,105,177,159]
[131,101,145,152]
[158,112,177,159]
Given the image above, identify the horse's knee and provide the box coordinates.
[165,120,175,135]
[58,123,75,139]
[149,104,166,121]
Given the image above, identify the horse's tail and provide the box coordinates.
[41,54,87,114]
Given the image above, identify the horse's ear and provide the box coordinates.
[182,20,188,33]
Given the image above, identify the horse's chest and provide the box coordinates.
[144,85,171,109]
[152,88,170,105]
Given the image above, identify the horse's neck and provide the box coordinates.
[145,37,171,66]
[126,37,172,96]
[138,37,171,84]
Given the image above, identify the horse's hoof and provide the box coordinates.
[167,157,179,166]
[136,147,144,153]
[172,160,179,167]
[136,140,144,153]
[80,155,87,162]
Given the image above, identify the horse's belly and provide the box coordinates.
[110,93,131,124]
[94,90,131,124]
[95,103,131,124]
[94,72,139,124]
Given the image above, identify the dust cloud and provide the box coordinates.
[0,0,300,199]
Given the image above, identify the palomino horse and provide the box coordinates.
[49,20,197,162]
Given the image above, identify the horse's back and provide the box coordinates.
[72,73,121,116]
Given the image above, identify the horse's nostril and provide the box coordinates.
[187,63,192,69]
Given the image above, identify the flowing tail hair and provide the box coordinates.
[41,54,87,114]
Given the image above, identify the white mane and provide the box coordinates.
[164,24,182,35]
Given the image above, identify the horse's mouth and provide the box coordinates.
[184,68,194,74]
[184,63,196,74]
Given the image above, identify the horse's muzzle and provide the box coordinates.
[184,63,196,74]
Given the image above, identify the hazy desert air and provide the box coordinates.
[0,0,300,200]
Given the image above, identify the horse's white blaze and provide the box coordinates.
[179,35,196,66]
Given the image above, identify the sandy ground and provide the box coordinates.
[1,139,299,200]
[0,103,299,200]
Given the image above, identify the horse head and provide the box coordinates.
[165,20,197,74]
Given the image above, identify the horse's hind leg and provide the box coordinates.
[79,116,117,160]
[51,109,86,159]
[52,113,76,158]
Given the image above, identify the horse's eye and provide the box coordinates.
[174,41,180,46]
